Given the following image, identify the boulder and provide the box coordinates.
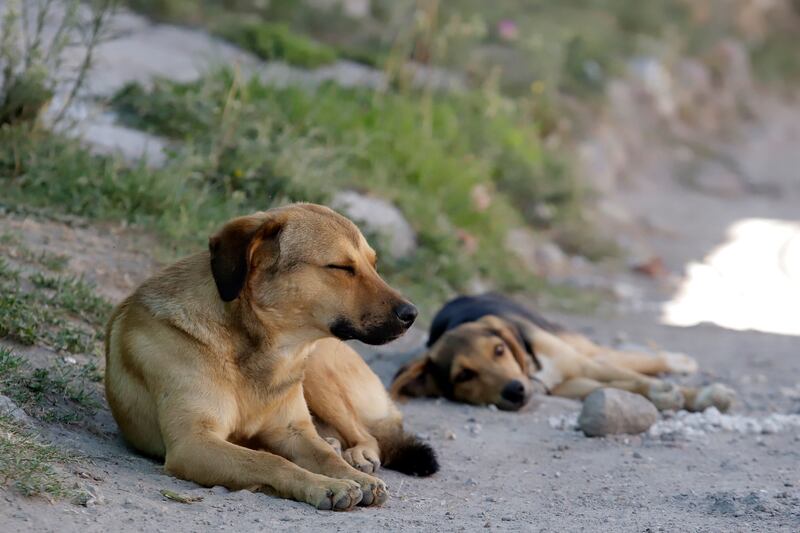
[331,191,416,259]
[578,388,659,437]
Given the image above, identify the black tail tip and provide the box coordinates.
[385,437,439,477]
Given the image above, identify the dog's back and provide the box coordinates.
[427,293,563,347]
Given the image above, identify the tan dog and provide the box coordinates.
[105,203,432,511]
[392,294,734,413]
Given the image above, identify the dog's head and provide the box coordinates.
[208,203,417,345]
[391,315,533,411]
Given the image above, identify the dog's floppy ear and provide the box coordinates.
[390,357,442,400]
[479,315,530,375]
[209,212,286,302]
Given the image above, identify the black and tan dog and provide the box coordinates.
[105,204,436,512]
[392,294,734,412]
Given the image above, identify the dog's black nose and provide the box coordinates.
[394,302,418,327]
[501,380,526,404]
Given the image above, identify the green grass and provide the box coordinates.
[111,72,584,308]
[0,346,101,424]
[29,273,110,327]
[2,69,588,313]
[0,254,107,353]
[217,21,338,67]
[0,414,75,498]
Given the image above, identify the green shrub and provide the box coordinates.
[217,21,338,67]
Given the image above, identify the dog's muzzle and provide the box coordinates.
[329,302,417,345]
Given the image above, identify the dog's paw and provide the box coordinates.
[690,383,735,413]
[348,472,388,507]
[324,437,343,456]
[661,351,699,375]
[342,444,381,474]
[308,478,362,511]
[648,381,685,411]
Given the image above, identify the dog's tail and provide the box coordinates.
[374,421,439,477]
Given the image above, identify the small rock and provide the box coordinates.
[0,395,34,426]
[75,485,105,507]
[631,256,668,279]
[466,423,482,436]
[444,430,457,440]
[209,486,230,495]
[578,388,659,437]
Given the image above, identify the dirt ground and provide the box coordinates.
[3,304,799,532]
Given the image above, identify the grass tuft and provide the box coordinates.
[0,346,101,424]
[217,21,338,67]
[0,415,74,498]
[0,254,106,353]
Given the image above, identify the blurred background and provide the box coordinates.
[2,0,799,324]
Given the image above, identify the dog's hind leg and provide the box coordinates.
[557,332,698,376]
[550,377,605,399]
[307,392,383,475]
[305,339,438,477]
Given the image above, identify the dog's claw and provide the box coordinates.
[313,480,362,511]
[351,475,388,507]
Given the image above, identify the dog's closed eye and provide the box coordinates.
[454,368,477,383]
[326,264,356,276]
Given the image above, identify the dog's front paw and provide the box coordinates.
[661,351,699,375]
[307,478,362,511]
[343,444,381,474]
[348,472,388,507]
[690,383,735,413]
[648,381,685,411]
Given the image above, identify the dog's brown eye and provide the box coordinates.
[494,343,505,357]
[326,264,356,276]
[454,368,477,383]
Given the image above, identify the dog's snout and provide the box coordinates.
[394,302,418,327]
[501,380,526,404]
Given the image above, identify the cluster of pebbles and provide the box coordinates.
[648,407,800,439]
[549,402,800,440]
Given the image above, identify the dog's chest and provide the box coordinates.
[232,344,314,436]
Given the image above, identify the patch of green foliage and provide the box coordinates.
[109,71,581,308]
[30,273,111,327]
[3,69,584,313]
[0,346,102,424]
[0,414,75,498]
[751,31,800,85]
[0,256,106,353]
[217,21,338,67]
